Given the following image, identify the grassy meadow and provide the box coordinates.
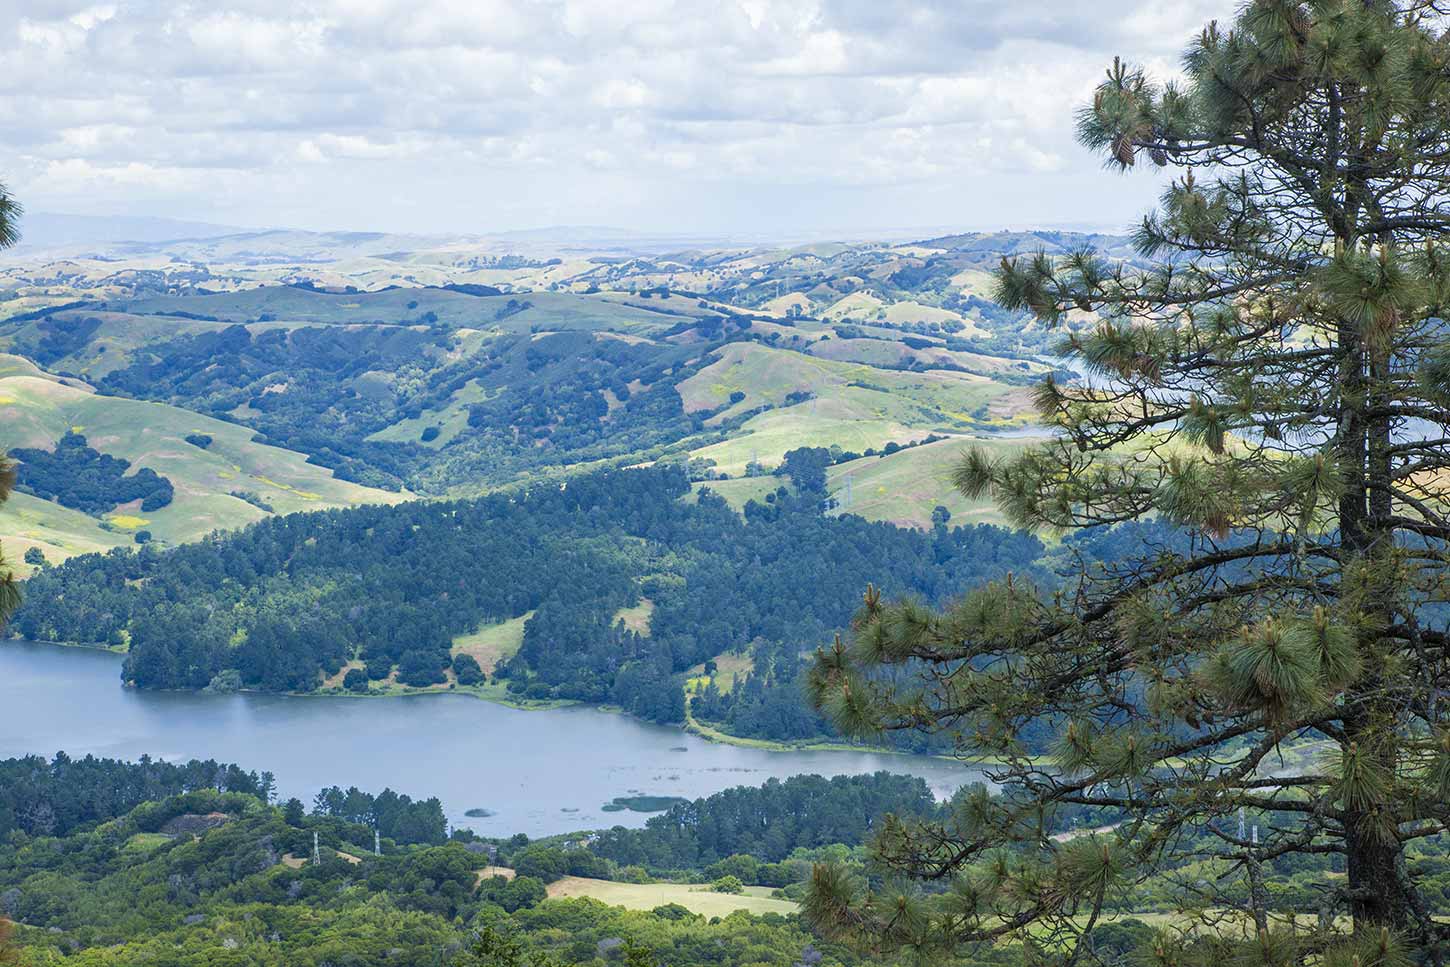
[544,877,798,918]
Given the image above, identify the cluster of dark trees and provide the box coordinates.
[97,322,452,489]
[13,465,1049,737]
[692,518,1193,751]
[588,772,939,871]
[309,785,448,846]
[77,316,731,492]
[459,330,707,459]
[7,313,102,365]
[0,753,269,838]
[9,432,174,514]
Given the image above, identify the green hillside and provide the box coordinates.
[0,357,401,563]
[826,433,1041,528]
[687,432,1041,529]
[1,491,130,572]
[679,342,1034,477]
[115,286,719,333]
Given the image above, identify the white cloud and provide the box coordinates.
[0,0,1235,235]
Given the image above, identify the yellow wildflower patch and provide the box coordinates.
[107,515,150,530]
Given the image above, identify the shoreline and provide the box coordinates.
[4,636,997,766]
[681,692,994,764]
[4,635,126,655]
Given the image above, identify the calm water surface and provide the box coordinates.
[0,640,987,837]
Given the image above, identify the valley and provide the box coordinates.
[0,228,1081,746]
[1,228,1072,527]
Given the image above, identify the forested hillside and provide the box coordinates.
[9,750,1450,967]
[12,465,1049,740]
[0,757,976,967]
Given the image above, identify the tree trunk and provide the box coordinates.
[1338,303,1408,932]
[1343,812,1403,930]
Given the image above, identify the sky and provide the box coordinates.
[2,1,1232,240]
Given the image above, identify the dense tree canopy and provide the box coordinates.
[589,773,940,872]
[0,753,269,839]
[9,432,174,515]
[809,2,1450,964]
[0,756,1001,967]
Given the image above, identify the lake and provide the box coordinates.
[0,639,988,838]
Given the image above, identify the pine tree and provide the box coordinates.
[0,456,16,629]
[808,2,1450,962]
[0,182,21,631]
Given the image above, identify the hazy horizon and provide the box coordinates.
[10,208,1142,252]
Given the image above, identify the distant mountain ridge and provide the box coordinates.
[12,212,250,249]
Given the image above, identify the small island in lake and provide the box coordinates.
[601,795,690,813]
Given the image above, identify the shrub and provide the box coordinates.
[343,668,369,693]
[230,490,275,513]
[203,669,242,694]
[478,874,547,913]
[397,650,447,687]
[184,434,213,449]
[706,854,760,884]
[711,875,744,894]
[513,846,567,883]
[453,653,485,686]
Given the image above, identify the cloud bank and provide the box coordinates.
[2,1,1231,237]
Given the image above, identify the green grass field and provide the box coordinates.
[689,404,929,476]
[544,877,798,917]
[451,612,534,674]
[367,377,494,449]
[120,832,174,853]
[1,491,130,575]
[678,344,1028,455]
[613,599,654,635]
[0,362,402,559]
[826,433,1044,529]
[685,652,755,693]
[687,477,782,512]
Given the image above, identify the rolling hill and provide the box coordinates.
[0,353,401,570]
[0,228,1109,544]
